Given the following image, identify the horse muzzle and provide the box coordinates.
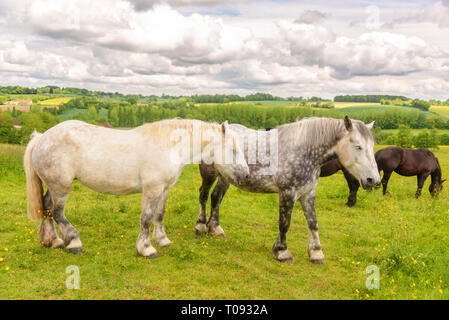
[361,177,380,190]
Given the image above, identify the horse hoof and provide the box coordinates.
[310,258,326,265]
[208,225,226,237]
[309,249,325,265]
[157,238,172,247]
[211,231,226,238]
[280,257,294,264]
[68,247,84,254]
[195,223,207,235]
[346,202,356,207]
[52,238,65,249]
[274,249,293,264]
[144,253,158,259]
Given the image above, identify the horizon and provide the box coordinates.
[1,1,449,100]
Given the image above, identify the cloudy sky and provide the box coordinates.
[1,0,448,99]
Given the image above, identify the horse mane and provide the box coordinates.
[277,117,371,147]
[135,118,222,146]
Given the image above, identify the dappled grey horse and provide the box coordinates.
[196,117,380,264]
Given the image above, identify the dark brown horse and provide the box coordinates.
[324,147,445,205]
[320,159,360,207]
[376,147,445,198]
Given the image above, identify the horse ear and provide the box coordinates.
[222,121,229,134]
[366,121,375,130]
[344,116,353,132]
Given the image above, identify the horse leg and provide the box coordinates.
[343,169,359,207]
[136,186,164,258]
[415,172,429,198]
[152,190,172,247]
[272,189,296,263]
[381,171,392,195]
[195,165,217,235]
[50,192,84,254]
[207,177,230,237]
[39,190,65,249]
[300,190,325,265]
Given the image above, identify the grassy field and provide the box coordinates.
[59,108,109,121]
[0,143,449,300]
[383,128,449,135]
[431,105,449,119]
[39,97,72,106]
[334,102,381,109]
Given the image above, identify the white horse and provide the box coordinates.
[24,119,249,258]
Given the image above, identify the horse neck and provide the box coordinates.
[431,163,442,183]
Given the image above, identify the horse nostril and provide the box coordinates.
[367,177,374,184]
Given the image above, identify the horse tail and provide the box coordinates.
[24,131,44,221]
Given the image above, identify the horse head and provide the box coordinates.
[333,116,381,190]
[430,177,445,196]
[213,121,250,184]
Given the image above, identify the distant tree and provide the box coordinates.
[109,107,119,127]
[265,117,278,128]
[385,135,397,145]
[414,129,438,149]
[440,134,449,145]
[0,110,15,143]
[395,124,413,148]
[87,106,98,122]
[29,104,41,113]
[411,99,431,111]
[126,95,139,105]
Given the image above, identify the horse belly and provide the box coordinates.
[394,167,418,176]
[234,176,278,193]
[79,176,141,195]
[76,158,143,195]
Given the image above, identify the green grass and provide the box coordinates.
[430,105,449,119]
[1,144,449,299]
[59,108,109,121]
[383,128,449,135]
[339,104,447,120]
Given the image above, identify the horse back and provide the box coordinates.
[375,147,403,172]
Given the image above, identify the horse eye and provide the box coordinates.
[355,145,362,151]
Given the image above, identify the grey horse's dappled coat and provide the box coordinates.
[196,117,380,264]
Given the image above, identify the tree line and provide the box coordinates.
[334,95,409,103]
[383,125,447,149]
[2,103,449,148]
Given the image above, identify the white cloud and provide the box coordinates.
[0,0,448,99]
[387,1,449,29]
[127,0,250,11]
[294,10,329,25]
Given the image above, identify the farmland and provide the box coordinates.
[1,143,448,299]
[38,97,73,106]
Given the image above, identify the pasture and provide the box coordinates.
[333,102,381,109]
[0,143,448,299]
[38,97,72,106]
[431,105,449,119]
